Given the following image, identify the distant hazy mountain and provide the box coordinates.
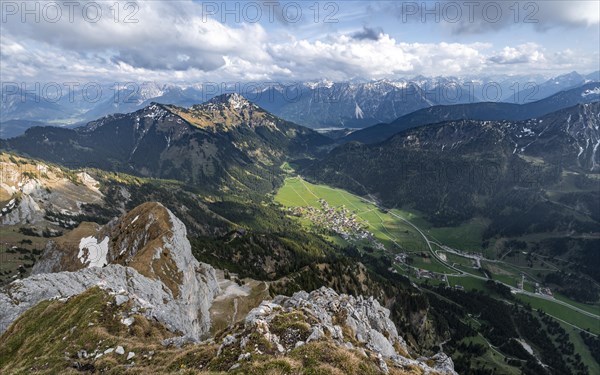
[0,87,67,123]
[0,83,206,133]
[344,82,600,144]
[1,94,331,193]
[508,71,600,104]
[81,84,205,121]
[251,75,548,129]
[1,72,597,137]
[253,80,435,129]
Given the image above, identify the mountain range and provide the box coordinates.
[343,81,600,144]
[2,71,597,137]
[510,71,600,104]
[305,103,600,281]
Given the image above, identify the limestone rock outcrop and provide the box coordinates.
[0,202,220,340]
[219,287,457,374]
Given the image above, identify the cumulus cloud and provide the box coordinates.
[267,35,489,80]
[1,1,269,72]
[488,43,546,64]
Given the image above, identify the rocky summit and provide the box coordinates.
[214,287,456,374]
[0,202,220,341]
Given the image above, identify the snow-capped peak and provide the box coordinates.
[581,87,600,97]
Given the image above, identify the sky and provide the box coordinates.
[1,0,599,84]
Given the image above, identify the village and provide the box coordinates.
[288,199,385,251]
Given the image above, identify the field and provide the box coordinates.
[424,218,490,252]
[410,255,456,274]
[447,275,489,292]
[442,252,478,268]
[515,294,600,335]
[553,293,600,316]
[275,177,428,253]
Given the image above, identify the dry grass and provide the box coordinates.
[109,203,184,298]
[0,286,432,375]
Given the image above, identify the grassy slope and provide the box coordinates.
[0,287,422,375]
[0,287,177,374]
[556,320,600,375]
[459,334,522,375]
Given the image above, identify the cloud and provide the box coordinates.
[267,34,489,80]
[534,1,600,30]
[393,1,600,34]
[1,1,269,72]
[488,43,546,64]
[351,26,384,41]
[0,1,597,83]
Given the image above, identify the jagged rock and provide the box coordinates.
[163,335,195,348]
[0,158,104,226]
[377,353,389,373]
[217,334,237,356]
[235,287,457,375]
[222,334,237,346]
[307,325,324,342]
[0,203,220,341]
[274,286,408,355]
[127,352,135,360]
[429,352,457,374]
[115,346,125,355]
[0,194,44,225]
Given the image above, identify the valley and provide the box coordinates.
[275,175,600,371]
[275,177,428,253]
